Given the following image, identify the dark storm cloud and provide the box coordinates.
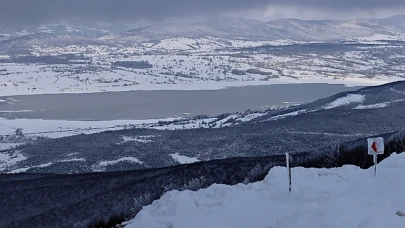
[1,0,405,26]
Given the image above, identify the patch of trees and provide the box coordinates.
[112,61,153,69]
[246,68,273,76]
[231,69,246,75]
[0,54,90,65]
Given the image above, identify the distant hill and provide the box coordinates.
[114,15,405,43]
[0,33,110,48]
[1,15,404,48]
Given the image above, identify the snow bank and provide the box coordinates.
[120,136,154,143]
[270,109,307,120]
[99,157,143,166]
[355,102,390,109]
[7,162,53,174]
[354,99,405,110]
[126,153,405,228]
[170,153,200,164]
[325,94,365,109]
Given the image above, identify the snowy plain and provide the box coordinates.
[126,153,405,228]
[1,36,405,97]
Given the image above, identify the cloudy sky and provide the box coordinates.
[1,0,405,26]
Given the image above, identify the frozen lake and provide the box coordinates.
[0,84,361,121]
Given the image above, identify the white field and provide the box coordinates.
[324,94,366,109]
[126,152,405,228]
[0,38,404,96]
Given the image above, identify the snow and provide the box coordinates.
[237,112,266,122]
[270,109,307,120]
[36,162,54,168]
[354,99,405,110]
[126,152,405,228]
[0,110,34,113]
[154,38,200,50]
[213,115,239,128]
[0,110,267,141]
[356,34,405,42]
[121,136,155,143]
[170,153,200,164]
[324,94,365,109]
[0,117,179,138]
[7,167,31,173]
[153,118,218,130]
[0,143,23,150]
[58,158,86,162]
[0,151,26,171]
[355,102,390,109]
[7,162,54,174]
[99,157,143,166]
[0,53,402,97]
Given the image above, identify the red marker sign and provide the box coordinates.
[371,141,378,153]
[367,137,384,155]
[367,137,384,177]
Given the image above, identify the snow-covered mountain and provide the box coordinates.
[0,20,152,38]
[266,18,395,41]
[0,33,110,48]
[115,15,405,43]
[373,14,405,32]
[27,21,153,38]
[118,17,280,43]
[0,15,404,48]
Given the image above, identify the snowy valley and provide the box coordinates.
[1,16,405,96]
[1,14,405,228]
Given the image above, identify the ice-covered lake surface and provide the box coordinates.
[0,83,361,121]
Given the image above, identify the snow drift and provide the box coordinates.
[126,153,405,228]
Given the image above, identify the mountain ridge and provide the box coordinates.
[0,15,404,48]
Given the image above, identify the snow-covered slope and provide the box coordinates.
[0,33,109,48]
[0,21,153,39]
[1,15,404,48]
[373,15,405,33]
[267,18,394,41]
[126,152,405,228]
[117,16,405,43]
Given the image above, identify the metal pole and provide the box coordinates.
[286,153,291,192]
[374,154,377,177]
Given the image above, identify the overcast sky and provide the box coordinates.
[1,0,405,26]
